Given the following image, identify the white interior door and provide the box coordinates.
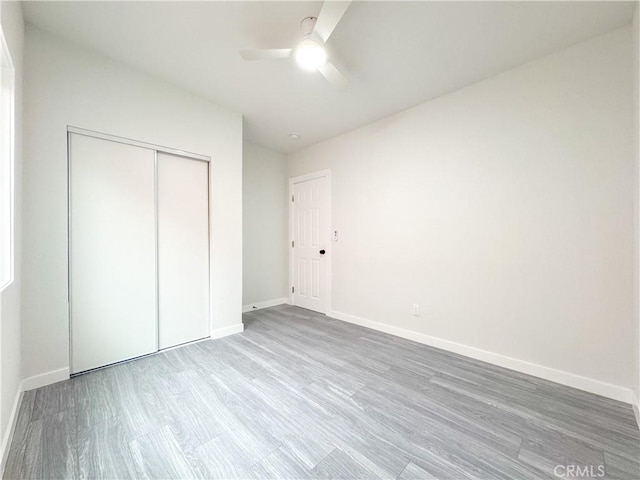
[157,152,210,349]
[70,134,157,373]
[292,174,329,313]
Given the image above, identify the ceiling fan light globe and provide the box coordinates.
[295,38,327,71]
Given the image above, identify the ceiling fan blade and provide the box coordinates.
[318,61,349,90]
[239,49,292,61]
[313,1,352,43]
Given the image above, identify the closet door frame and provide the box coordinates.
[67,126,211,374]
[67,126,210,162]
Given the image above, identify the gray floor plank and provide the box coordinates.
[397,462,438,480]
[250,445,313,480]
[517,428,606,479]
[311,447,382,480]
[603,450,640,480]
[185,434,259,479]
[74,371,117,430]
[77,415,137,480]
[20,410,77,480]
[4,305,639,480]
[103,362,166,440]
[162,369,225,453]
[2,390,36,480]
[352,384,524,459]
[31,380,75,421]
[129,426,196,479]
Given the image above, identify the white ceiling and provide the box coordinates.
[23,1,636,154]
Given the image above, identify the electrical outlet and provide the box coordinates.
[412,304,420,316]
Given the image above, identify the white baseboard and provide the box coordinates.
[633,394,640,430]
[0,381,23,475]
[327,310,634,404]
[211,323,244,339]
[242,297,288,313]
[22,367,70,392]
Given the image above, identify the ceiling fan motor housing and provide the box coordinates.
[300,16,318,37]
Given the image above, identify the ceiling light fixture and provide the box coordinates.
[290,133,300,140]
[295,38,327,71]
[239,8,350,89]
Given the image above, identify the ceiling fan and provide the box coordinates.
[239,1,352,89]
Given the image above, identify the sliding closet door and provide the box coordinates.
[157,153,210,349]
[70,134,157,373]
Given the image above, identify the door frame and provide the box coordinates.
[288,169,332,314]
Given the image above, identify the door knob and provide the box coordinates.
[319,249,326,255]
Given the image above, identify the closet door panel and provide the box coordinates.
[70,134,157,373]
[157,153,209,349]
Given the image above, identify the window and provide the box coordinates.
[0,25,15,292]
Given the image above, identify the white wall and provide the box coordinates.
[22,26,243,381]
[633,5,640,411]
[243,142,288,307]
[0,0,22,465]
[289,27,636,400]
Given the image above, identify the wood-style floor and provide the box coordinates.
[3,305,639,479]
